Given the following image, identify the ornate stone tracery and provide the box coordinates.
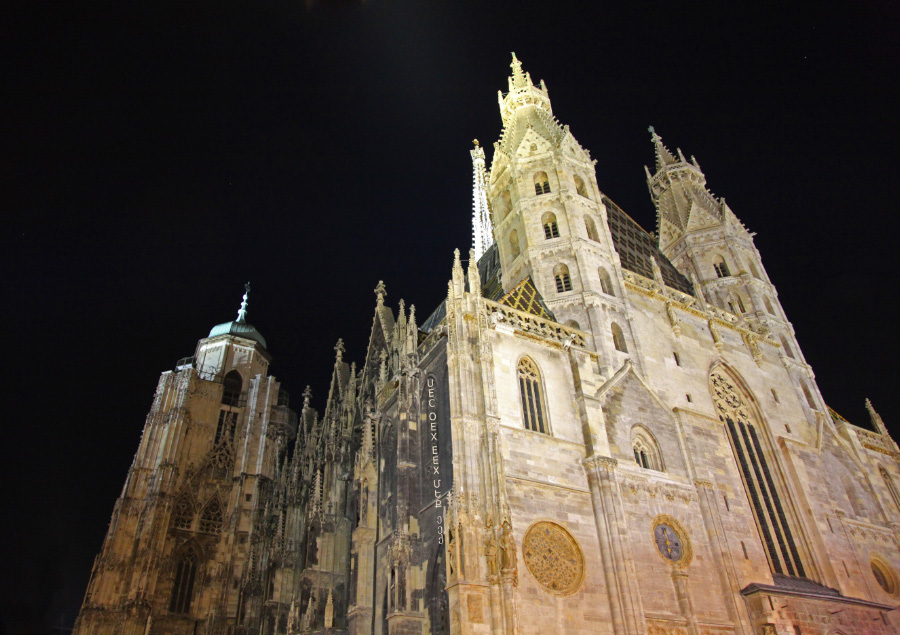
[522,521,584,596]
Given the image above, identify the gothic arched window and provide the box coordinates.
[880,466,900,513]
[542,212,560,239]
[553,263,572,292]
[711,367,806,578]
[632,427,662,471]
[713,256,730,278]
[222,370,243,407]
[500,189,512,219]
[800,379,816,409]
[574,174,588,198]
[508,229,521,258]
[172,492,193,530]
[534,171,551,195]
[584,216,600,242]
[169,547,198,614]
[611,323,627,353]
[598,268,614,296]
[518,357,548,434]
[199,500,224,534]
[780,335,795,359]
[749,261,761,279]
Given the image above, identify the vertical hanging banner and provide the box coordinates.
[426,374,444,543]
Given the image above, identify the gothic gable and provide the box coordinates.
[597,363,687,477]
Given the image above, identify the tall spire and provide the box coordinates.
[510,52,527,89]
[648,126,679,170]
[470,139,494,260]
[236,282,250,323]
[498,53,553,128]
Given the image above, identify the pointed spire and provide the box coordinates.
[499,53,552,128]
[470,140,494,260]
[510,52,527,89]
[865,398,890,437]
[649,126,679,170]
[467,248,482,295]
[374,280,387,307]
[451,248,465,298]
[236,282,251,323]
[334,338,345,364]
[302,385,312,410]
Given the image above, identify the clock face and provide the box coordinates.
[654,524,683,562]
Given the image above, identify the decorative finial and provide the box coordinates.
[334,338,345,362]
[374,280,387,307]
[510,52,526,88]
[473,138,479,147]
[236,282,250,323]
[648,125,656,136]
[302,386,312,409]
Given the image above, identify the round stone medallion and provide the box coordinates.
[522,521,585,596]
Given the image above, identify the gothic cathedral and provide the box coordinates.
[75,55,900,635]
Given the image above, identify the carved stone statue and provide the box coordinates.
[500,521,516,573]
[485,530,499,577]
[447,528,456,576]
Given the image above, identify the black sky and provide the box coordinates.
[2,1,898,632]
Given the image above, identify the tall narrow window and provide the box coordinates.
[749,261,761,279]
[534,171,550,195]
[584,216,600,242]
[574,174,588,198]
[172,492,193,530]
[215,410,238,444]
[508,229,521,258]
[713,256,730,278]
[764,296,775,315]
[501,189,512,219]
[542,212,560,239]
[518,357,548,434]
[711,368,806,578]
[553,263,572,292]
[780,336,795,359]
[880,467,900,513]
[169,547,198,614]
[611,323,627,353]
[598,268,614,296]
[199,500,224,534]
[222,370,243,407]
[800,380,816,409]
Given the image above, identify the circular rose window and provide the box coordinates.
[522,521,585,596]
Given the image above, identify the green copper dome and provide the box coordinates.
[208,282,267,348]
[208,320,267,348]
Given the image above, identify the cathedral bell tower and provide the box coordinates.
[647,130,827,419]
[74,284,297,635]
[487,53,628,355]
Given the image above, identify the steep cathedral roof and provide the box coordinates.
[603,197,694,295]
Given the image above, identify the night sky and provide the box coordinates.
[2,2,898,632]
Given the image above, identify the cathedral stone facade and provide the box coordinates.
[75,55,900,635]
